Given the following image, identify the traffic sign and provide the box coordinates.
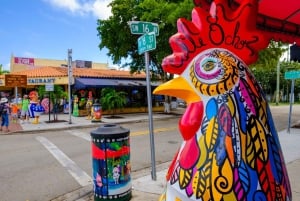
[45,84,54,91]
[284,71,300,79]
[129,21,159,36]
[138,32,156,55]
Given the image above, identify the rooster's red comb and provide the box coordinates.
[162,0,270,75]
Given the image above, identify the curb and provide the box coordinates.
[50,162,172,201]
[1,113,180,136]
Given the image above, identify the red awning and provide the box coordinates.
[237,0,300,44]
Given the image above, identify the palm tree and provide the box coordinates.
[100,88,127,116]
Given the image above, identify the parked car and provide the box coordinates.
[177,98,187,108]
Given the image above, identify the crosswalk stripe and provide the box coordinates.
[36,136,92,187]
[66,130,91,141]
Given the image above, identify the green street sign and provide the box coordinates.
[284,71,300,80]
[138,32,156,55]
[129,21,159,36]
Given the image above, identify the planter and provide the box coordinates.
[102,106,164,115]
[79,109,88,117]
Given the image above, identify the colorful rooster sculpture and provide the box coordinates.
[153,0,292,200]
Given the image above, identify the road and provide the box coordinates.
[0,105,299,201]
[0,116,182,201]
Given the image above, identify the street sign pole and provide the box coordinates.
[129,21,158,180]
[288,79,295,133]
[284,70,300,134]
[145,51,157,181]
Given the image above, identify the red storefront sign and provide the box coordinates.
[14,57,34,66]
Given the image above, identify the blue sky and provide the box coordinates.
[0,0,113,71]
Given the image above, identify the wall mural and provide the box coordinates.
[153,0,292,200]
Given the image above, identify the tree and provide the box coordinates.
[37,85,68,121]
[250,41,287,99]
[251,41,287,69]
[96,0,193,80]
[100,88,127,116]
[0,64,10,74]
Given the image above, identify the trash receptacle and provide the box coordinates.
[91,124,131,201]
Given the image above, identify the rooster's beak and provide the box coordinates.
[153,76,201,104]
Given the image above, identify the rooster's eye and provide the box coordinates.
[190,49,240,96]
[194,55,221,80]
[203,60,215,71]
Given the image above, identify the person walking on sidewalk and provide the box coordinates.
[20,94,30,124]
[0,97,10,132]
[10,102,18,123]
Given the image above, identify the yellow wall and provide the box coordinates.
[27,76,72,85]
[10,55,109,72]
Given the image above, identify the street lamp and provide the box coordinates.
[68,49,73,124]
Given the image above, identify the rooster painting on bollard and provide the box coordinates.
[153,0,292,200]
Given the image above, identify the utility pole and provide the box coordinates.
[276,61,280,105]
[68,49,73,124]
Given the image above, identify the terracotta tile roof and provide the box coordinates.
[12,66,66,77]
[9,66,146,79]
[73,67,146,78]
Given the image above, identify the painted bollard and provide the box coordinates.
[92,102,102,122]
[91,124,131,201]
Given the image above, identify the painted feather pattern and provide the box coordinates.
[170,164,180,185]
[157,48,291,201]
[247,116,268,163]
[233,168,247,201]
[256,159,276,201]
[237,161,250,194]
[179,169,193,189]
[238,78,257,116]
[268,135,283,181]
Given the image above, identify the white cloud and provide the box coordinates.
[3,62,10,71]
[91,0,112,20]
[44,0,112,19]
[44,0,81,12]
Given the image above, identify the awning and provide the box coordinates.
[74,78,158,89]
[237,0,300,43]
[74,78,115,89]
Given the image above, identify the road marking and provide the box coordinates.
[65,126,178,139]
[130,126,178,136]
[67,130,91,141]
[36,136,92,186]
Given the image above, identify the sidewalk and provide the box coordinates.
[2,109,300,201]
[2,110,182,134]
[51,126,300,201]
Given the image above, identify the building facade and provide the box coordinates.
[0,55,163,114]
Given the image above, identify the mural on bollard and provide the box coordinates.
[153,0,292,200]
[91,135,131,200]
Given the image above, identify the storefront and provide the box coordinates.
[0,66,163,114]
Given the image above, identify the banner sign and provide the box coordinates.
[14,57,34,66]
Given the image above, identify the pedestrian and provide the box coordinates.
[10,102,18,123]
[0,97,10,132]
[20,94,30,124]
